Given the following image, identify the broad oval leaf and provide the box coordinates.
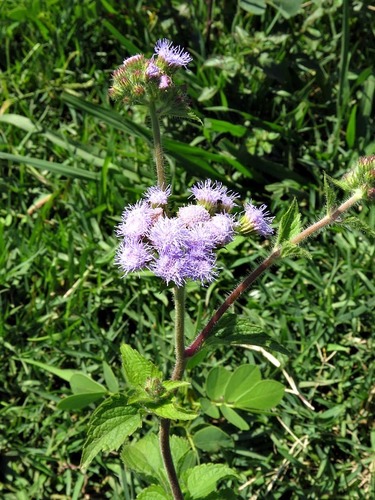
[224,364,261,403]
[220,404,249,431]
[58,393,105,411]
[193,426,233,452]
[234,380,285,410]
[205,366,231,400]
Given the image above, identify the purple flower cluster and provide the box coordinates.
[109,39,192,102]
[115,181,275,286]
[115,182,237,286]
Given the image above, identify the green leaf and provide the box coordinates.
[323,173,337,215]
[346,104,357,148]
[220,405,249,431]
[18,358,79,382]
[102,361,119,393]
[224,365,261,403]
[122,434,194,487]
[137,485,171,500]
[233,380,285,410]
[81,395,142,469]
[280,241,312,260]
[205,118,247,137]
[275,199,301,246]
[205,314,290,355]
[274,0,303,18]
[343,216,375,237]
[193,426,234,452]
[205,366,231,400]
[57,393,105,411]
[239,0,266,15]
[162,380,190,394]
[199,398,221,419]
[120,343,162,388]
[70,373,107,395]
[148,402,197,420]
[185,464,238,499]
[0,152,99,181]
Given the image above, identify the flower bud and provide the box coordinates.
[342,155,375,199]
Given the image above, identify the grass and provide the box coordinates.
[1,0,374,498]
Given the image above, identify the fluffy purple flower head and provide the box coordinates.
[190,179,239,214]
[184,254,217,284]
[116,201,153,240]
[115,240,153,274]
[144,185,171,207]
[154,38,193,68]
[177,205,211,227]
[148,217,189,254]
[206,213,237,245]
[241,202,274,237]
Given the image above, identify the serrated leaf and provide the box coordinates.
[276,199,301,246]
[120,343,162,388]
[148,402,197,420]
[81,395,142,469]
[329,176,351,192]
[70,373,107,395]
[220,405,249,431]
[205,315,289,355]
[280,241,312,259]
[122,434,193,487]
[193,426,234,452]
[58,393,105,411]
[137,485,171,500]
[185,463,238,499]
[162,380,190,393]
[323,173,337,215]
[234,380,285,410]
[343,216,375,237]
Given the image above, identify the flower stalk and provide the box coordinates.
[149,100,166,189]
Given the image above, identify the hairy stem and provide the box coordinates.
[149,100,166,189]
[159,286,186,499]
[160,419,184,500]
[185,192,362,357]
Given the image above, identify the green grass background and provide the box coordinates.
[1,0,374,498]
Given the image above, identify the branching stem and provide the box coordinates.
[185,192,362,357]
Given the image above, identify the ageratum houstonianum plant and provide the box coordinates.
[80,39,375,499]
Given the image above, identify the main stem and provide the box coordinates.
[150,101,186,498]
[185,191,362,357]
[149,100,166,189]
[159,286,186,500]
